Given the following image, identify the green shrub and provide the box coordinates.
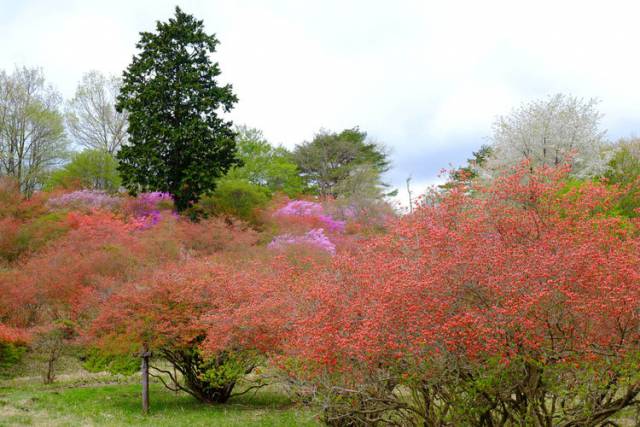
[0,342,27,378]
[45,149,121,192]
[0,213,70,263]
[82,348,139,376]
[193,178,270,224]
[14,213,70,258]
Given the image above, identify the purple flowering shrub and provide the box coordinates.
[48,190,174,230]
[275,200,324,217]
[123,192,173,230]
[123,192,172,217]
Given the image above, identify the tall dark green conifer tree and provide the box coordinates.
[116,7,238,211]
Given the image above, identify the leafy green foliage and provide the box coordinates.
[226,126,303,197]
[45,149,121,192]
[193,178,269,224]
[116,7,239,211]
[0,342,26,377]
[150,344,261,404]
[82,348,139,376]
[293,127,390,198]
[605,138,640,217]
[442,144,493,189]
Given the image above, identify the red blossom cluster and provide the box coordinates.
[290,165,640,368]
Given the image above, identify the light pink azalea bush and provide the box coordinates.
[268,200,348,254]
[47,190,121,211]
[267,228,336,254]
[274,200,346,232]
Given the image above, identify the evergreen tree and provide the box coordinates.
[116,7,238,211]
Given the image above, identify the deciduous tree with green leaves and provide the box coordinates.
[45,149,121,192]
[116,7,239,211]
[225,126,303,197]
[293,127,390,198]
[605,137,640,217]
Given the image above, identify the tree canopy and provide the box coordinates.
[66,71,128,154]
[115,7,239,211]
[0,67,67,195]
[487,94,608,177]
[293,127,390,198]
[45,149,121,192]
[224,126,303,197]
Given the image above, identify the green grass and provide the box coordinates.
[0,381,321,426]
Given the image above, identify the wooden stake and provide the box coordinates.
[140,347,152,414]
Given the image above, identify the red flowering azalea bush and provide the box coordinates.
[282,165,640,426]
[0,207,190,382]
[176,216,260,256]
[0,183,272,383]
[89,253,288,403]
[0,212,132,380]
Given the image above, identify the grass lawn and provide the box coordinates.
[0,380,321,426]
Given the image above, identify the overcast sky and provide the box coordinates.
[2,0,640,201]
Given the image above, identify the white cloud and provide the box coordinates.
[2,0,640,189]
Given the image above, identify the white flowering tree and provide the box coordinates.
[487,94,609,177]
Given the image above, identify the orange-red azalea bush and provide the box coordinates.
[0,188,259,383]
[281,165,640,426]
[89,251,305,403]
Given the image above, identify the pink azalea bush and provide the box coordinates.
[274,200,346,233]
[267,228,336,254]
[268,200,348,254]
[47,190,121,211]
[48,190,174,230]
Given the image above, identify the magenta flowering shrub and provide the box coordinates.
[317,214,345,233]
[138,192,173,205]
[47,190,121,211]
[268,200,347,254]
[268,228,336,254]
[131,210,163,230]
[275,200,346,233]
[48,191,174,231]
[125,192,173,230]
[123,192,172,217]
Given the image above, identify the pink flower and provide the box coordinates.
[48,190,120,211]
[268,228,336,255]
[275,200,324,217]
[275,200,346,233]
